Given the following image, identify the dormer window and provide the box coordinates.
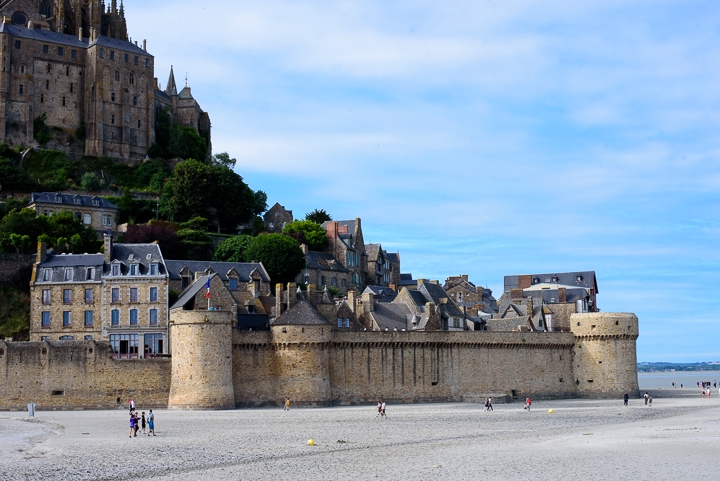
[55,195,62,203]
[111,264,120,276]
[229,278,238,290]
[43,268,52,281]
[64,268,73,281]
[73,197,80,205]
[576,275,583,282]
[130,264,138,276]
[551,276,558,283]
[149,263,158,275]
[86,267,95,280]
[532,277,539,284]
[92,198,99,206]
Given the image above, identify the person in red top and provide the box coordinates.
[524,397,532,411]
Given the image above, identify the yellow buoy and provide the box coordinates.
[548,409,554,413]
[307,439,315,446]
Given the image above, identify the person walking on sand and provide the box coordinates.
[381,401,387,418]
[128,412,136,437]
[623,392,629,406]
[487,397,493,411]
[129,399,135,413]
[140,412,147,434]
[147,410,155,436]
[284,397,291,411]
[648,395,652,406]
[484,397,490,411]
[376,401,382,418]
[644,392,649,405]
[524,397,531,411]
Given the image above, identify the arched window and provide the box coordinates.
[129,72,134,85]
[114,70,120,82]
[39,0,53,19]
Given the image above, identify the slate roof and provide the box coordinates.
[398,273,416,286]
[522,284,589,304]
[271,292,331,326]
[105,244,166,276]
[363,285,397,302]
[164,260,270,282]
[365,244,381,261]
[0,23,87,48]
[304,252,349,273]
[29,192,118,210]
[34,253,104,283]
[369,303,413,331]
[323,219,358,250]
[419,283,464,318]
[504,271,598,293]
[178,86,194,100]
[170,274,213,310]
[89,35,150,55]
[385,252,399,263]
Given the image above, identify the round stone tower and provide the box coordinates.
[271,285,333,406]
[569,312,639,398]
[168,310,235,409]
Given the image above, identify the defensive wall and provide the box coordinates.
[0,312,639,410]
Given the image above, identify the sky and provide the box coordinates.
[126,0,720,362]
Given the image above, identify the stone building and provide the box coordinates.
[323,218,366,292]
[263,202,293,234]
[443,275,498,316]
[29,235,170,358]
[164,260,271,297]
[0,0,210,160]
[297,246,350,292]
[365,243,400,289]
[27,191,118,236]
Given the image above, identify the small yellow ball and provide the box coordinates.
[548,409,554,414]
[307,439,315,446]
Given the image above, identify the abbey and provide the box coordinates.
[0,0,210,159]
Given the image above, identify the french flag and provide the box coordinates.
[205,277,211,299]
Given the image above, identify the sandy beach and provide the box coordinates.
[1,394,718,480]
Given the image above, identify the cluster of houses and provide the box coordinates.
[27,194,600,358]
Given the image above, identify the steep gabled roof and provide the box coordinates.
[164,260,270,282]
[369,303,413,331]
[305,252,349,272]
[170,274,213,310]
[29,192,118,210]
[271,292,331,326]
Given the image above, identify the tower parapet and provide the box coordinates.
[569,312,639,398]
[168,310,235,409]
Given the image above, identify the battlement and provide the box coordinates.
[570,312,639,339]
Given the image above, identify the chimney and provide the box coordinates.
[287,282,297,308]
[526,297,534,322]
[300,243,308,255]
[103,234,112,263]
[275,283,284,317]
[362,292,374,312]
[389,284,397,292]
[518,275,532,289]
[307,284,317,306]
[462,274,468,281]
[558,287,567,303]
[347,290,357,313]
[37,241,47,263]
[326,221,338,239]
[417,278,426,286]
[143,39,147,51]
[430,280,439,285]
[78,27,82,40]
[510,288,523,300]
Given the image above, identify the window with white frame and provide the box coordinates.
[84,310,93,327]
[129,309,138,325]
[84,288,93,304]
[111,309,120,326]
[42,268,51,281]
[83,213,91,224]
[63,289,72,304]
[42,289,51,304]
[41,311,50,327]
[111,264,120,276]
[149,308,158,325]
[149,287,158,302]
[130,288,138,303]
[63,311,71,327]
[64,267,73,281]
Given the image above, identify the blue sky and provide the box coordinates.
[128,0,720,362]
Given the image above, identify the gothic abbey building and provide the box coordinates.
[0,0,210,160]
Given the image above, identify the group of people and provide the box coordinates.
[699,381,715,397]
[643,392,653,406]
[128,399,155,437]
[376,400,387,418]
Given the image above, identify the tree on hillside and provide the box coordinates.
[244,233,305,288]
[212,235,254,262]
[160,159,267,232]
[212,152,236,168]
[0,209,99,254]
[123,223,185,260]
[282,220,328,251]
[305,209,332,224]
[176,217,213,260]
[0,159,35,192]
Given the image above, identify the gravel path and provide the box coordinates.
[1,397,718,480]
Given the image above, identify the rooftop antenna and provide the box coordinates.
[185,72,189,87]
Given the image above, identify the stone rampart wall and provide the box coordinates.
[0,340,170,410]
[0,253,35,286]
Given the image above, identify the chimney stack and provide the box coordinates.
[275,283,284,317]
[36,241,47,264]
[347,290,357,313]
[362,292,374,312]
[103,234,113,263]
[307,284,317,306]
[287,282,297,308]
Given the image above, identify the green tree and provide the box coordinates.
[282,220,328,251]
[0,159,35,192]
[0,208,48,252]
[80,172,102,191]
[33,113,53,146]
[212,152,236,168]
[244,233,305,287]
[212,235,254,262]
[305,209,332,224]
[168,124,207,160]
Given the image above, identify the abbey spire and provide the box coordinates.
[166,66,178,96]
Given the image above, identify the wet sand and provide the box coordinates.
[1,396,718,480]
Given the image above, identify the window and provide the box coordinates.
[42,268,51,281]
[331,277,337,286]
[110,51,115,61]
[71,49,77,59]
[229,278,238,290]
[137,120,141,128]
[111,288,120,303]
[134,55,139,65]
[40,93,44,103]
[144,333,163,356]
[42,289,51,304]
[84,310,93,327]
[181,275,191,289]
[84,336,93,340]
[65,66,69,76]
[43,44,49,54]
[41,336,49,341]
[129,309,138,325]
[111,92,115,101]
[145,58,150,67]
[45,79,49,89]
[102,214,112,226]
[63,289,72,304]
[99,48,104,58]
[86,267,95,280]
[149,309,158,325]
[344,318,350,328]
[149,264,158,275]
[130,265,137,276]
[57,46,63,56]
[111,309,120,326]
[62,96,66,106]
[70,83,73,93]
[92,198,99,206]
[132,96,137,106]
[46,63,51,73]
[341,279,346,287]
[14,40,20,49]
[321,276,326,286]
[124,53,128,63]
[59,335,74,340]
[85,289,94,304]
[83,213,91,224]
[338,318,343,328]
[64,268,73,282]
[41,311,50,328]
[18,84,23,95]
[111,115,115,124]
[62,311,71,327]
[149,287,158,302]
[111,264,120,276]
[130,288,138,302]
[129,72,134,85]
[110,333,139,359]
[114,69,119,81]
